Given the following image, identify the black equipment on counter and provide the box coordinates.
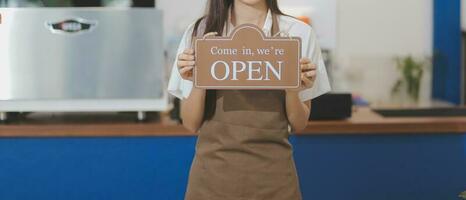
[309,93,352,120]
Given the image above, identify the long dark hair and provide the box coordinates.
[192,0,284,38]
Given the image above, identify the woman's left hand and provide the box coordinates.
[286,58,317,93]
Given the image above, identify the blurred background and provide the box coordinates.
[0,1,465,200]
[0,0,459,108]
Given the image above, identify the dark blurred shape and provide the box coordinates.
[463,31,466,104]
[132,0,154,7]
[373,107,466,117]
[309,93,352,120]
[72,0,101,7]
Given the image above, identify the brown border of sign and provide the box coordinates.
[194,24,302,89]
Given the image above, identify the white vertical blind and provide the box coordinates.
[462,0,466,31]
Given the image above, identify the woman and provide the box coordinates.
[168,0,331,199]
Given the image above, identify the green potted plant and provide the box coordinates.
[460,190,466,199]
[391,55,429,105]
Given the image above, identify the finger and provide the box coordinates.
[179,66,194,74]
[178,53,195,61]
[305,70,317,78]
[301,64,311,71]
[183,49,194,55]
[300,58,311,64]
[301,63,316,72]
[302,68,312,73]
[177,60,196,68]
[301,74,312,87]
[306,72,317,82]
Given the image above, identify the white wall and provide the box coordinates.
[336,0,432,57]
[157,0,336,82]
[157,0,207,82]
[158,0,334,45]
[333,0,433,106]
[158,0,434,106]
[158,0,207,39]
[279,0,337,49]
[159,0,432,54]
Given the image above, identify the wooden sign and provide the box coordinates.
[194,24,301,89]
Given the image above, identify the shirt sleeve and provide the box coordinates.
[298,27,332,102]
[167,24,195,100]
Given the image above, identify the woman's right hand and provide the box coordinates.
[177,48,195,81]
[177,48,206,133]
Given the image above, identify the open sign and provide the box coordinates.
[194,24,301,89]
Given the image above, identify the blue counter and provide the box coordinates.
[1,133,465,200]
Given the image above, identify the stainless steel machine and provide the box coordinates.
[0,8,167,121]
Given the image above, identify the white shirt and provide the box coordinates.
[167,9,331,102]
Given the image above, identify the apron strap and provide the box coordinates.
[271,13,280,37]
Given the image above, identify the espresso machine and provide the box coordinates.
[0,7,166,121]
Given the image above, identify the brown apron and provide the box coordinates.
[185,14,302,200]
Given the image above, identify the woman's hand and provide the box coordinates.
[177,48,207,133]
[285,58,316,132]
[286,58,317,93]
[177,48,195,81]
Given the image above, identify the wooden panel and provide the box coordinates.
[1,107,466,137]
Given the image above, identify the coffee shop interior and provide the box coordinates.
[0,0,465,199]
